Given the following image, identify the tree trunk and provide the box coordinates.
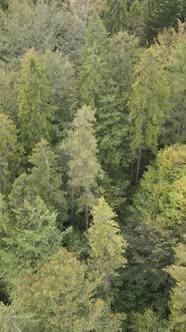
[85,204,89,230]
[136,145,142,182]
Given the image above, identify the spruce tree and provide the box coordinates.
[103,0,128,34]
[88,196,127,289]
[17,49,53,153]
[128,45,172,180]
[0,113,21,194]
[79,15,108,107]
[28,139,66,222]
[62,105,100,229]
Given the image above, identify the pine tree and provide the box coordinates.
[63,106,100,229]
[17,49,53,153]
[88,196,127,289]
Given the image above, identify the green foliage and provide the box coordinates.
[0,0,85,62]
[127,0,145,41]
[0,301,37,332]
[41,49,77,138]
[131,308,167,332]
[166,237,186,331]
[88,196,127,288]
[167,35,186,143]
[134,144,186,232]
[103,0,128,34]
[2,197,61,283]
[16,248,123,332]
[18,49,53,153]
[79,14,108,106]
[96,31,140,208]
[28,139,66,222]
[128,45,172,152]
[144,0,186,42]
[0,70,18,121]
[0,113,21,194]
[63,105,101,227]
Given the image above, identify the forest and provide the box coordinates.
[0,0,186,331]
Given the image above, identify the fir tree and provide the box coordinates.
[63,105,100,229]
[88,196,127,289]
[17,49,53,153]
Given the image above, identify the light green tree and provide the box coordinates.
[134,144,186,233]
[128,45,172,180]
[16,248,123,332]
[88,196,127,289]
[17,49,53,153]
[2,196,61,288]
[0,301,37,332]
[63,105,101,229]
[131,308,167,332]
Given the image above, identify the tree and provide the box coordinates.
[128,45,172,180]
[41,50,77,139]
[96,32,140,209]
[131,308,167,332]
[0,301,37,332]
[0,0,85,62]
[134,144,186,233]
[87,196,127,289]
[63,105,101,229]
[127,0,145,41]
[2,197,61,287]
[103,0,128,35]
[0,70,18,122]
[144,0,186,42]
[28,139,66,223]
[67,0,107,23]
[18,49,53,153]
[16,248,123,332]
[0,113,21,194]
[79,14,108,107]
[166,237,186,331]
[167,34,186,144]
